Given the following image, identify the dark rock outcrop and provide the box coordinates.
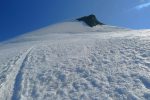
[77,14,104,27]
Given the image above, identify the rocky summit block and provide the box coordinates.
[77,14,104,27]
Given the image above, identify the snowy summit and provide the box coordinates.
[0,15,150,100]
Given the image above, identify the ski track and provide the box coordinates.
[0,47,33,100]
[11,47,33,100]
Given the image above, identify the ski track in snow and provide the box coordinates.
[11,47,33,100]
[0,22,150,100]
[0,47,33,100]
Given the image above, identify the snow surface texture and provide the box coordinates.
[0,21,150,100]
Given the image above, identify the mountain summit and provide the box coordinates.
[77,14,104,27]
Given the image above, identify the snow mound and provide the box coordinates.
[0,20,150,100]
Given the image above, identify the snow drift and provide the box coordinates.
[0,16,150,100]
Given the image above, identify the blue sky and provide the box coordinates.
[0,0,150,41]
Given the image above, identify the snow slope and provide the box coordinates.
[0,21,150,100]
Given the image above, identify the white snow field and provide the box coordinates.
[0,21,150,100]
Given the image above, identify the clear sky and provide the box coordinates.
[0,0,150,41]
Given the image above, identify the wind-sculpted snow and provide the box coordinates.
[0,21,150,100]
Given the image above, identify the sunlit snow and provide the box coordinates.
[0,21,150,100]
